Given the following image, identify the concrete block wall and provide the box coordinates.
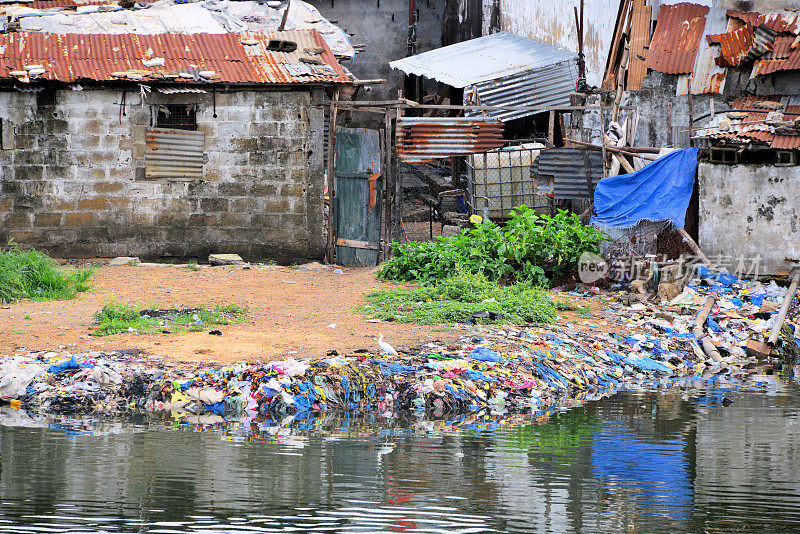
[698,162,800,276]
[0,86,326,262]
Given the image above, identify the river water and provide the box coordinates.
[1,379,799,533]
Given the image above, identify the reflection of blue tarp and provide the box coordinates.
[592,425,692,516]
[591,147,699,228]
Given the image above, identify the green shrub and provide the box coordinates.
[378,207,606,286]
[0,243,92,303]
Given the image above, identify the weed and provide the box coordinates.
[0,242,93,304]
[183,261,201,272]
[361,271,557,326]
[92,301,249,336]
[378,207,607,287]
[24,314,31,320]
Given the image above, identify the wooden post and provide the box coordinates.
[325,91,339,264]
[393,97,402,241]
[548,110,556,145]
[383,110,393,259]
[687,74,694,147]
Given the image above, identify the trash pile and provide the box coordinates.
[0,265,796,422]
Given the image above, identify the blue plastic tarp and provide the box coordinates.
[591,147,699,229]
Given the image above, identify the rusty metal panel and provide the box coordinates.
[396,118,506,163]
[644,3,709,74]
[0,30,350,85]
[145,127,204,179]
[627,0,652,91]
[676,5,728,95]
[727,10,800,35]
[752,35,800,77]
[696,96,800,149]
[467,60,578,122]
[533,148,604,200]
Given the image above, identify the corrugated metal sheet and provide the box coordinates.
[533,148,604,200]
[677,5,728,96]
[389,31,576,89]
[466,60,578,122]
[396,118,506,163]
[0,30,350,85]
[145,127,205,179]
[627,0,652,91]
[727,10,800,35]
[752,35,800,77]
[707,23,753,66]
[644,3,709,74]
[697,95,800,149]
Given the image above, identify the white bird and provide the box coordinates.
[378,333,398,356]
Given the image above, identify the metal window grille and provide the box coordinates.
[153,104,197,131]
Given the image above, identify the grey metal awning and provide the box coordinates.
[390,32,578,122]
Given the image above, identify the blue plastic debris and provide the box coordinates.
[468,347,503,363]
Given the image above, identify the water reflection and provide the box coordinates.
[0,379,798,533]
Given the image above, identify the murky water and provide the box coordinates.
[1,379,799,533]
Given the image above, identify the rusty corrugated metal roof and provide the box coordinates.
[727,10,800,35]
[396,118,506,163]
[0,30,350,85]
[707,23,753,66]
[698,95,800,149]
[752,35,800,76]
[644,3,709,74]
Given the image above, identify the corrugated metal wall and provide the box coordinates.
[468,60,579,122]
[145,128,205,179]
[533,148,604,200]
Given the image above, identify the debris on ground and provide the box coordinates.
[208,253,245,266]
[109,257,140,266]
[1,268,795,421]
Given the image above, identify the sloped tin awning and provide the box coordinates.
[396,117,506,163]
[389,32,578,122]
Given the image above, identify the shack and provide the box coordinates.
[0,30,353,261]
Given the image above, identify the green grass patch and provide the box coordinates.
[183,261,201,272]
[92,301,249,336]
[0,243,92,304]
[361,271,558,325]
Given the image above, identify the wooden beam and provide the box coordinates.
[325,91,339,264]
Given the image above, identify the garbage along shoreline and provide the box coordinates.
[0,268,797,424]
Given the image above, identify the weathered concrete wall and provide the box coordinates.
[307,0,444,102]
[698,162,800,275]
[620,72,726,148]
[0,87,325,262]
[499,0,616,88]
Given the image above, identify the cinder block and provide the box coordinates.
[34,212,62,227]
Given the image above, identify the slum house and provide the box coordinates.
[603,1,800,275]
[387,32,598,219]
[0,30,353,261]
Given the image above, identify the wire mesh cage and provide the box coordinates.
[465,143,550,219]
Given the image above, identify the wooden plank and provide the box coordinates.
[627,0,652,90]
[325,93,339,264]
[336,237,380,250]
[602,0,631,90]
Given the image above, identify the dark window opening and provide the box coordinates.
[154,104,197,131]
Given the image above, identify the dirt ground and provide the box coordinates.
[0,262,471,364]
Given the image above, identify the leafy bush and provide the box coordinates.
[378,207,606,286]
[362,270,559,325]
[0,243,92,303]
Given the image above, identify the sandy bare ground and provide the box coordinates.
[0,263,470,363]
